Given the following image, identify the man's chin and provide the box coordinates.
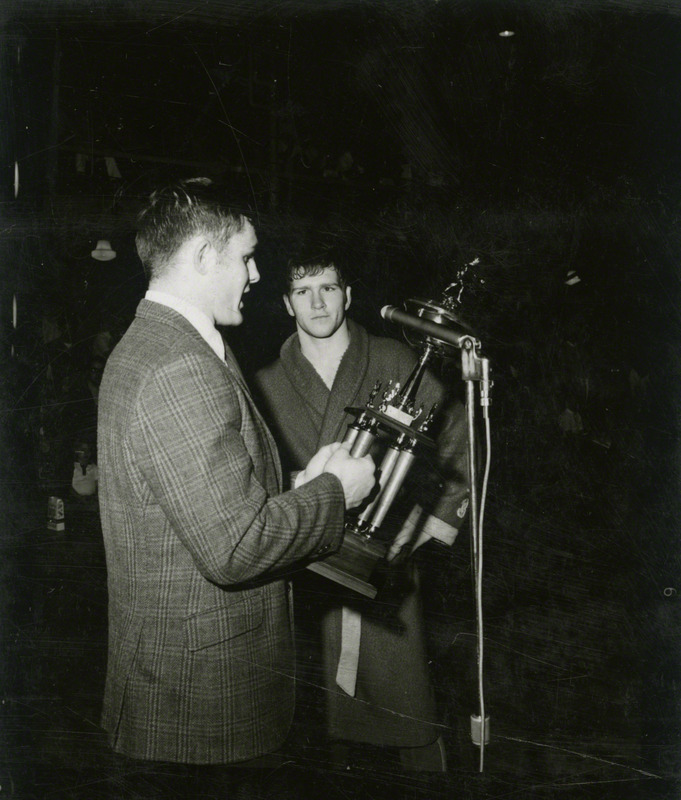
[308,319,334,332]
[219,309,243,327]
[304,325,336,339]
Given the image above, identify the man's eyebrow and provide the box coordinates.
[293,280,340,289]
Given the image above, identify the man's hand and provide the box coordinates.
[322,442,375,509]
[295,442,343,488]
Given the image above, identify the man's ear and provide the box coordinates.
[283,293,295,317]
[344,285,352,311]
[193,237,215,275]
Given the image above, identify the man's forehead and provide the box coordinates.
[290,267,340,287]
[240,221,258,248]
[225,222,257,252]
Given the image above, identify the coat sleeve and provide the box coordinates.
[406,366,471,536]
[131,352,346,585]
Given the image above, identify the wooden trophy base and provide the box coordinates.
[306,529,387,598]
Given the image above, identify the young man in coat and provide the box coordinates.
[97,180,375,765]
[254,254,469,771]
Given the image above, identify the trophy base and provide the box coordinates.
[306,530,387,598]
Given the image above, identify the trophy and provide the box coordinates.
[306,267,487,598]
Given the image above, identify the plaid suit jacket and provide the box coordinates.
[97,300,345,763]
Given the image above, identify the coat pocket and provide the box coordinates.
[184,590,263,652]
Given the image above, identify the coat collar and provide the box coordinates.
[136,299,249,393]
[144,289,224,360]
[278,319,372,447]
[136,299,282,489]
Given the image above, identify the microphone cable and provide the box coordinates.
[474,406,492,771]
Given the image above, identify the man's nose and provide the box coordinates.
[311,290,325,308]
[248,260,260,284]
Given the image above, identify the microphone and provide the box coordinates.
[381,304,472,349]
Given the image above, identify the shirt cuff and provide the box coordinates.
[407,503,459,547]
[418,514,459,546]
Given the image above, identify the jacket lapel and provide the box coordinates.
[278,333,330,431]
[316,320,371,447]
[223,341,283,492]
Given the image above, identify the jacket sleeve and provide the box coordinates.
[130,352,346,585]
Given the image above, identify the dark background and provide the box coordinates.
[1,1,680,798]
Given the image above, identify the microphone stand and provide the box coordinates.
[460,334,489,591]
[460,334,491,771]
[382,293,492,771]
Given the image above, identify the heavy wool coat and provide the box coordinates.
[97,299,346,764]
[254,320,469,747]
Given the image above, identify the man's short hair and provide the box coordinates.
[285,252,347,294]
[136,178,249,281]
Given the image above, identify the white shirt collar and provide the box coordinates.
[145,289,225,361]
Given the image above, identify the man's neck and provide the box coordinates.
[149,273,209,321]
[297,322,350,389]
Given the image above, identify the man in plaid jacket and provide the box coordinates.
[97,179,374,764]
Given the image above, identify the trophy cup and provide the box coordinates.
[306,270,483,598]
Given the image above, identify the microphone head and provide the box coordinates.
[404,297,471,331]
[381,298,473,354]
[404,297,473,355]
